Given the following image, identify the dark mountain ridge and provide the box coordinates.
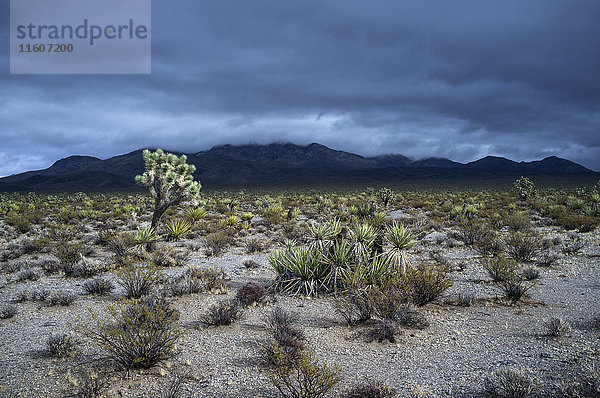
[0,143,595,192]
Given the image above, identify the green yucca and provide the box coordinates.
[323,239,354,293]
[384,221,418,274]
[307,220,341,253]
[186,207,207,222]
[135,227,157,246]
[349,222,376,263]
[345,254,391,291]
[164,219,192,241]
[268,247,326,297]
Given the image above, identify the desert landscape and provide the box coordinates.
[0,148,599,397]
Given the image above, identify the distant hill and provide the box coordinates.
[0,143,595,192]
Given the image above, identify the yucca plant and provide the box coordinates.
[384,221,419,274]
[322,239,355,293]
[307,220,341,253]
[349,222,376,263]
[135,227,157,248]
[345,254,391,291]
[185,207,207,223]
[269,247,327,297]
[164,219,192,241]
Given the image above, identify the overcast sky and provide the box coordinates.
[1,0,599,177]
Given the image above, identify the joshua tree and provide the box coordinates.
[135,149,202,234]
[514,176,536,201]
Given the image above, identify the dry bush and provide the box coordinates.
[236,282,268,307]
[117,264,160,299]
[201,299,243,326]
[343,379,397,398]
[84,295,182,370]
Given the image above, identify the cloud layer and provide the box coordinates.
[1,0,599,176]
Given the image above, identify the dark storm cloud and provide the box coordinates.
[1,0,599,176]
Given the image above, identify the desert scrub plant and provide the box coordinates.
[367,319,400,343]
[521,267,540,281]
[514,176,536,201]
[46,290,78,306]
[343,378,397,398]
[236,282,268,307]
[84,295,182,370]
[14,267,40,282]
[403,264,453,306]
[117,263,160,299]
[135,149,202,237]
[0,304,17,319]
[544,317,571,337]
[164,219,192,241]
[203,232,230,257]
[189,266,228,292]
[83,277,115,295]
[483,256,521,282]
[501,279,531,303]
[506,232,543,262]
[485,367,537,398]
[45,333,80,358]
[267,345,341,398]
[246,238,265,253]
[54,241,83,274]
[384,221,419,274]
[322,239,355,293]
[200,299,243,326]
[263,307,306,367]
[335,290,374,325]
[376,187,396,207]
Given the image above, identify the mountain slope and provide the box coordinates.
[0,143,595,192]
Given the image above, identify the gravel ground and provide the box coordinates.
[0,226,599,397]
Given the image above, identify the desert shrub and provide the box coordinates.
[394,305,429,329]
[134,227,157,248]
[165,269,204,297]
[485,367,537,398]
[501,279,530,303]
[204,232,230,257]
[343,378,397,398]
[267,346,341,398]
[45,333,80,358]
[73,369,107,398]
[84,295,182,370]
[83,277,115,295]
[368,319,400,343]
[0,304,17,319]
[505,212,531,232]
[544,317,571,337]
[456,220,485,245]
[243,259,260,269]
[562,240,584,255]
[201,299,243,326]
[150,245,189,268]
[41,259,62,275]
[521,267,540,281]
[456,291,475,307]
[188,266,228,293]
[5,212,32,233]
[54,241,82,269]
[30,288,51,302]
[262,307,306,367]
[236,282,268,307]
[105,231,135,260]
[506,233,543,262]
[47,290,77,306]
[335,290,374,325]
[186,206,207,223]
[474,229,503,255]
[557,362,600,398]
[14,268,40,282]
[117,264,160,299]
[403,264,453,306]
[537,251,558,267]
[246,238,265,253]
[555,214,598,232]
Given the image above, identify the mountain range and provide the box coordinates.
[0,143,595,192]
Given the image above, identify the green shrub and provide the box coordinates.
[203,232,230,257]
[403,264,453,306]
[269,247,327,297]
[267,346,341,398]
[84,295,182,370]
[514,176,536,201]
[506,233,543,262]
[83,277,115,295]
[164,219,192,241]
[117,264,160,299]
[483,256,520,282]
